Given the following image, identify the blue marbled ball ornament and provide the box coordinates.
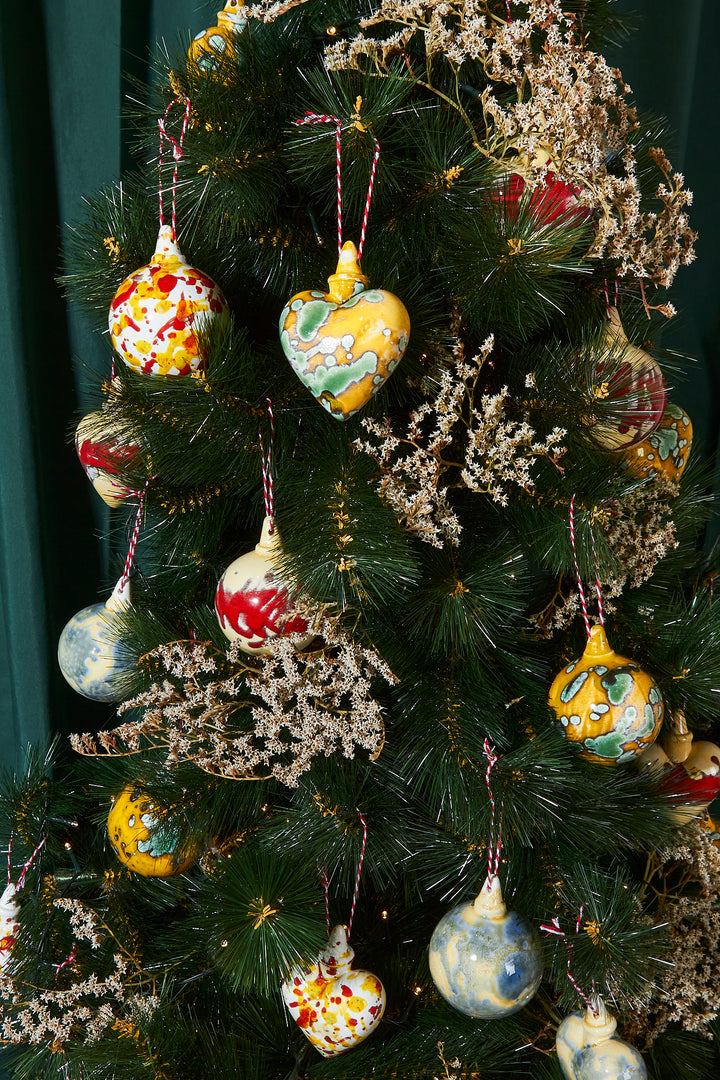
[428,875,542,1018]
[57,580,132,703]
[556,998,647,1080]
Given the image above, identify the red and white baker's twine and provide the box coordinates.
[120,478,151,588]
[540,906,598,1014]
[158,96,192,241]
[603,276,618,320]
[483,739,503,887]
[55,942,78,981]
[258,397,275,531]
[320,867,331,935]
[569,494,604,638]
[347,808,368,939]
[295,112,380,260]
[6,834,46,890]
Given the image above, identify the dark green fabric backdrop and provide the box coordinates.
[0,0,717,778]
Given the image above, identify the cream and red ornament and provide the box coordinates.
[620,402,692,482]
[108,225,229,377]
[0,838,46,976]
[75,410,140,507]
[590,307,666,451]
[215,516,313,655]
[556,997,647,1080]
[57,576,134,703]
[188,0,247,74]
[549,624,664,764]
[494,143,593,228]
[638,709,720,823]
[281,923,386,1057]
[107,783,199,877]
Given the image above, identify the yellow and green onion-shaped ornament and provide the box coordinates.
[548,625,663,764]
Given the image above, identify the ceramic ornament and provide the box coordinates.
[75,411,140,508]
[281,924,386,1057]
[548,624,664,765]
[188,0,247,74]
[638,710,720,823]
[590,307,667,451]
[215,515,314,656]
[107,783,199,877]
[556,997,647,1080]
[0,884,20,976]
[57,577,133,702]
[621,402,692,483]
[279,240,411,421]
[108,225,230,377]
[428,875,542,1018]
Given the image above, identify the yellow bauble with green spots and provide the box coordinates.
[107,784,198,877]
[548,625,663,765]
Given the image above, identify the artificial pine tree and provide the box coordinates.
[3,2,720,1079]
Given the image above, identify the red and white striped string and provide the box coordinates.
[569,494,604,638]
[7,835,46,890]
[55,942,78,981]
[258,397,275,532]
[347,808,367,939]
[320,868,331,935]
[120,478,150,589]
[505,0,513,21]
[483,738,503,888]
[158,96,192,241]
[295,111,380,260]
[603,277,618,320]
[540,906,597,1014]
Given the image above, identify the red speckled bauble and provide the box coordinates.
[75,411,140,507]
[590,307,666,451]
[215,517,314,656]
[108,226,230,377]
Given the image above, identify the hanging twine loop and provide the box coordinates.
[120,478,151,589]
[294,111,380,260]
[483,739,503,888]
[603,276,618,320]
[540,906,598,1015]
[157,96,192,241]
[347,808,368,939]
[258,397,275,532]
[54,942,78,981]
[320,867,331,935]
[6,834,46,892]
[569,494,604,638]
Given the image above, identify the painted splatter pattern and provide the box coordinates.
[281,925,386,1057]
[279,242,410,420]
[622,402,692,482]
[109,226,229,377]
[556,1010,647,1079]
[57,602,129,703]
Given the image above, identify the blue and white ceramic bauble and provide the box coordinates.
[428,875,542,1018]
[556,998,647,1080]
[57,578,133,702]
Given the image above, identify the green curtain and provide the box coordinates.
[0,0,717,769]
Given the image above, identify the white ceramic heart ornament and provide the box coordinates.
[279,241,411,420]
[281,924,386,1056]
[556,997,647,1080]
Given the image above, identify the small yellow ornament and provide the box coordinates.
[548,625,663,764]
[620,402,692,482]
[107,784,198,877]
[188,1,247,75]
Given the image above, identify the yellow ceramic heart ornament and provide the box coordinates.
[279,242,411,420]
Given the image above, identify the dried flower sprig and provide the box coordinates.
[71,617,395,788]
[356,333,566,545]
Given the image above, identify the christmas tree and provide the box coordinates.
[2,2,720,1078]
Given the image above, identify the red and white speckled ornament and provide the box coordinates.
[214,516,313,656]
[0,885,20,976]
[108,226,229,377]
[281,924,386,1057]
